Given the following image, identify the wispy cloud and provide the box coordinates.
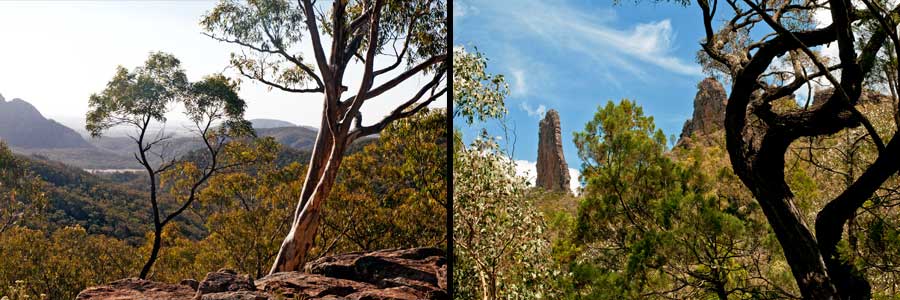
[520,102,546,118]
[464,0,701,77]
[454,1,478,22]
[510,67,528,97]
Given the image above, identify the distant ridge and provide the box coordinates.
[0,94,91,149]
[0,94,370,169]
[249,118,297,128]
[254,126,319,149]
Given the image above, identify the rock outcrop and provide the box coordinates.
[536,109,570,193]
[76,247,447,300]
[811,88,891,107]
[75,278,197,300]
[196,269,256,295]
[677,77,727,147]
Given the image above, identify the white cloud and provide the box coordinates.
[510,68,528,96]
[514,160,581,195]
[520,102,547,118]
[569,168,581,195]
[476,0,701,77]
[455,0,478,20]
[515,160,538,183]
[813,9,838,60]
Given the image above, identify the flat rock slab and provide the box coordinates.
[76,278,196,300]
[76,248,447,300]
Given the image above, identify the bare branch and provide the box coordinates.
[342,0,385,125]
[372,7,421,77]
[234,59,323,93]
[364,54,447,100]
[259,21,325,89]
[348,75,446,142]
[300,0,332,89]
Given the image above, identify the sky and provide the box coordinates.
[454,0,712,191]
[0,1,443,135]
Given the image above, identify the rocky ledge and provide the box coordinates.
[76,247,448,300]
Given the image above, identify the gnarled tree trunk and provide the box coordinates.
[749,147,839,298]
[694,0,900,296]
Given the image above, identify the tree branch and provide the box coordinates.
[301,0,332,89]
[259,23,325,90]
[234,61,323,93]
[348,75,446,142]
[342,0,385,125]
[364,54,447,100]
[816,134,900,258]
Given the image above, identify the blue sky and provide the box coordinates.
[454,0,711,187]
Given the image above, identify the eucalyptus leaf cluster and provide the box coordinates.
[86,52,250,140]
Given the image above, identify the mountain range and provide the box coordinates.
[0,94,90,149]
[249,118,298,128]
[0,96,383,243]
[0,95,322,169]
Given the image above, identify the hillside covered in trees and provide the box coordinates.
[0,108,447,299]
[0,0,448,298]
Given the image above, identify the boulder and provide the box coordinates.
[180,279,200,291]
[256,273,370,299]
[305,247,446,291]
[196,269,255,294]
[198,291,268,300]
[76,278,196,300]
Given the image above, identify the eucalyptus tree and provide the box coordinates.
[695,0,900,297]
[86,52,251,279]
[0,142,46,235]
[201,0,448,273]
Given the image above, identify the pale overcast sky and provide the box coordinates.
[0,1,442,133]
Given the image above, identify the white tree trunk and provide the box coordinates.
[270,116,347,273]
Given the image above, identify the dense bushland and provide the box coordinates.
[0,109,446,299]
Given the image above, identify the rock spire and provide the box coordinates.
[536,109,570,193]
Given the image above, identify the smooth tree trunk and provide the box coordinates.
[270,105,349,273]
[237,0,446,275]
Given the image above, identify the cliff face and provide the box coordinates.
[536,109,570,193]
[677,77,727,147]
[76,247,448,300]
[680,78,727,140]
